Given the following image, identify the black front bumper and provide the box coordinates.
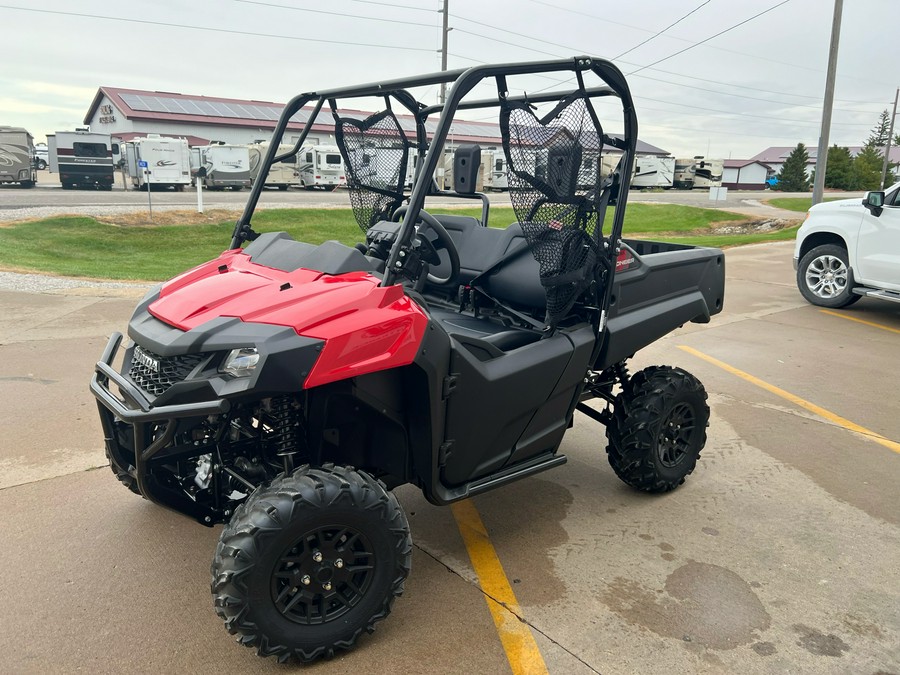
[90,333,230,522]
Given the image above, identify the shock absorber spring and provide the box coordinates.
[266,396,305,459]
[613,361,630,390]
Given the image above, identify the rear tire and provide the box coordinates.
[797,244,860,308]
[606,366,708,493]
[211,464,411,663]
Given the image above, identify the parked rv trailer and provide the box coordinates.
[691,157,723,189]
[48,130,115,190]
[298,145,346,189]
[487,150,508,190]
[247,142,299,190]
[673,158,696,189]
[632,156,675,189]
[0,126,37,188]
[196,143,252,190]
[124,135,191,191]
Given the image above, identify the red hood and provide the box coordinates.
[149,250,429,387]
[150,250,407,333]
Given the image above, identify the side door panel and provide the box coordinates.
[856,186,900,289]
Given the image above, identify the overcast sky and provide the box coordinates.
[1,0,897,159]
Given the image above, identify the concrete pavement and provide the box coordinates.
[0,241,898,673]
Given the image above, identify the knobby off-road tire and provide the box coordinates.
[105,446,141,496]
[606,366,709,493]
[797,243,860,308]
[211,464,412,663]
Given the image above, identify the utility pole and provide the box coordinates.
[879,87,898,190]
[812,0,843,206]
[439,0,449,105]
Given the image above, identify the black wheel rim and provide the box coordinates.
[271,525,375,625]
[657,402,695,468]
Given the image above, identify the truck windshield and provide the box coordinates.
[74,142,107,158]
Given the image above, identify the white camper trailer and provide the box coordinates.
[124,135,191,191]
[691,157,723,189]
[247,142,299,190]
[0,126,37,187]
[48,130,115,190]
[298,145,346,189]
[195,143,252,190]
[484,150,508,191]
[673,158,696,189]
[631,156,675,189]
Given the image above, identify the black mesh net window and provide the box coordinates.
[333,108,409,232]
[501,94,607,326]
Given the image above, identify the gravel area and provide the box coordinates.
[0,270,150,293]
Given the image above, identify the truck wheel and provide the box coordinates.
[606,366,708,493]
[797,244,860,308]
[37,160,47,170]
[211,464,411,663]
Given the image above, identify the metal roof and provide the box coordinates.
[85,86,669,154]
[751,145,900,163]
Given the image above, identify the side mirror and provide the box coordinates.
[863,191,884,216]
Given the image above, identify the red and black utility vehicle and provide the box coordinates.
[91,57,725,662]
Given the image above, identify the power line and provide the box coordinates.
[626,0,792,75]
[448,50,854,131]
[613,1,711,60]
[233,0,436,28]
[523,0,883,92]
[449,12,882,108]
[0,4,436,52]
[338,0,437,12]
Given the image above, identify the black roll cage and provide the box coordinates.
[231,55,638,316]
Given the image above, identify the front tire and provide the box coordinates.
[797,244,860,308]
[606,366,709,493]
[211,464,411,663]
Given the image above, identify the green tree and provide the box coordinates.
[824,145,854,190]
[849,144,883,190]
[866,110,892,147]
[775,143,810,191]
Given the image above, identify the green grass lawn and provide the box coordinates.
[764,196,848,212]
[0,204,791,281]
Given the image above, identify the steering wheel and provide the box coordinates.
[392,206,461,286]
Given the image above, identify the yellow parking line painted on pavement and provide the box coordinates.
[451,499,549,675]
[820,309,900,335]
[678,345,900,455]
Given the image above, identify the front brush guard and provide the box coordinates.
[90,333,231,524]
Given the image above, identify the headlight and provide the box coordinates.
[220,347,260,377]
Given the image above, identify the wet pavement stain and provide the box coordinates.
[601,560,771,650]
[472,477,573,606]
[752,641,777,656]
[793,624,850,657]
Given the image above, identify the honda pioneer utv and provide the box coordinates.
[91,57,724,662]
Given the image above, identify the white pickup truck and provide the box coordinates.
[794,181,900,307]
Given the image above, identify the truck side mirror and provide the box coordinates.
[863,191,884,216]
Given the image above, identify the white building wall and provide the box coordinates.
[737,163,768,184]
[86,95,134,136]
[723,167,739,183]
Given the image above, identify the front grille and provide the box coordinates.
[128,345,207,397]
